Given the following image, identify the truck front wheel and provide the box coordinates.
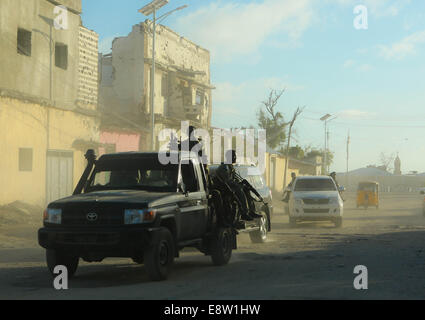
[210,227,233,266]
[46,249,79,278]
[144,228,175,281]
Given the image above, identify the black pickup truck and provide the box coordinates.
[38,150,267,281]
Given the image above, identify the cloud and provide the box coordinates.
[378,29,425,60]
[333,0,410,17]
[342,60,373,72]
[359,64,373,72]
[174,0,314,63]
[343,59,355,68]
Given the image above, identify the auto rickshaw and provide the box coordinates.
[356,181,379,209]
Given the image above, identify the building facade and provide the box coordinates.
[99,21,214,152]
[264,152,322,194]
[0,0,100,207]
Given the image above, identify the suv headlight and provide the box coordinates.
[124,209,157,225]
[43,208,62,224]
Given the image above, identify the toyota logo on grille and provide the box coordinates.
[86,212,98,222]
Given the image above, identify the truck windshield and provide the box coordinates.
[87,158,179,192]
[294,179,336,192]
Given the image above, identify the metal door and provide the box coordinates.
[46,150,74,204]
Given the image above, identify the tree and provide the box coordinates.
[305,148,334,173]
[283,107,304,187]
[257,89,287,150]
[287,145,305,159]
[379,152,395,172]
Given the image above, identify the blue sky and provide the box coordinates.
[82,0,425,173]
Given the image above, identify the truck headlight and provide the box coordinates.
[124,209,157,224]
[43,208,62,224]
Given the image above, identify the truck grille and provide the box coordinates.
[303,198,329,205]
[62,205,123,226]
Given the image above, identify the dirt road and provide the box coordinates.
[1,193,425,300]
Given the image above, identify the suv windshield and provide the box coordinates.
[236,167,265,189]
[87,157,179,192]
[294,178,336,192]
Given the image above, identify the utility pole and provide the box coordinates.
[326,129,330,173]
[139,0,169,151]
[283,107,304,188]
[139,1,187,151]
[346,130,350,187]
[320,114,337,175]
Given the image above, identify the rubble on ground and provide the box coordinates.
[0,201,42,225]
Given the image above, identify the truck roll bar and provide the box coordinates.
[73,149,97,195]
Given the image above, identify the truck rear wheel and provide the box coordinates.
[46,249,79,278]
[144,228,174,281]
[210,227,233,266]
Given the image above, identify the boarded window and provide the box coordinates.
[183,86,192,106]
[161,74,168,97]
[55,43,68,70]
[17,28,32,56]
[19,148,33,172]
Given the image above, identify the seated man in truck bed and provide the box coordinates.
[216,150,262,221]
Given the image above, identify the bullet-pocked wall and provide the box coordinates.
[0,0,82,108]
[143,22,213,130]
[99,21,214,152]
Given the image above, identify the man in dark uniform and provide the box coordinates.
[179,126,207,164]
[216,150,262,221]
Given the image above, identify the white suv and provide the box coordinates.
[284,176,343,227]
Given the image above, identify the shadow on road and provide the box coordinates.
[1,230,424,299]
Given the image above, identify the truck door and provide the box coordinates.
[179,159,207,239]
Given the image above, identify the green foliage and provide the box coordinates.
[287,145,305,159]
[305,148,334,171]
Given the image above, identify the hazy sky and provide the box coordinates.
[82,0,425,173]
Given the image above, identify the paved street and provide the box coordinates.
[1,192,424,300]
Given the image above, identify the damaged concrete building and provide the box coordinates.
[99,21,214,152]
[0,0,100,206]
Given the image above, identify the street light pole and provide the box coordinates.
[139,0,187,151]
[150,8,156,151]
[320,114,331,175]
